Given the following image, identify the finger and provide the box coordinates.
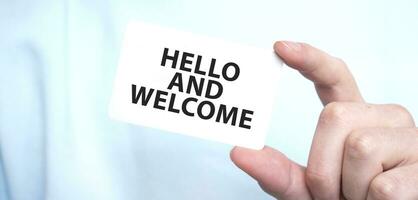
[230,146,312,200]
[342,128,418,200]
[274,41,364,105]
[306,102,415,200]
[367,163,418,200]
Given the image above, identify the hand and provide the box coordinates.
[230,41,418,200]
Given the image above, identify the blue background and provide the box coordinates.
[1,0,417,199]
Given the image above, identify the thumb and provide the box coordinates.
[230,146,312,200]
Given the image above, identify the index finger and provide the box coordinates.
[274,41,364,105]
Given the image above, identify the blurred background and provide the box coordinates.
[1,0,417,199]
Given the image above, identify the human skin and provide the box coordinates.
[230,41,418,200]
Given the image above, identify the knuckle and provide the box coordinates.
[369,175,399,200]
[387,104,415,126]
[345,130,375,159]
[334,57,348,67]
[390,104,408,113]
[319,102,349,124]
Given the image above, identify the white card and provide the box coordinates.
[109,21,282,150]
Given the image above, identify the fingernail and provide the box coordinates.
[282,41,301,52]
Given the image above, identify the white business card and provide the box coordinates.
[109,21,282,150]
